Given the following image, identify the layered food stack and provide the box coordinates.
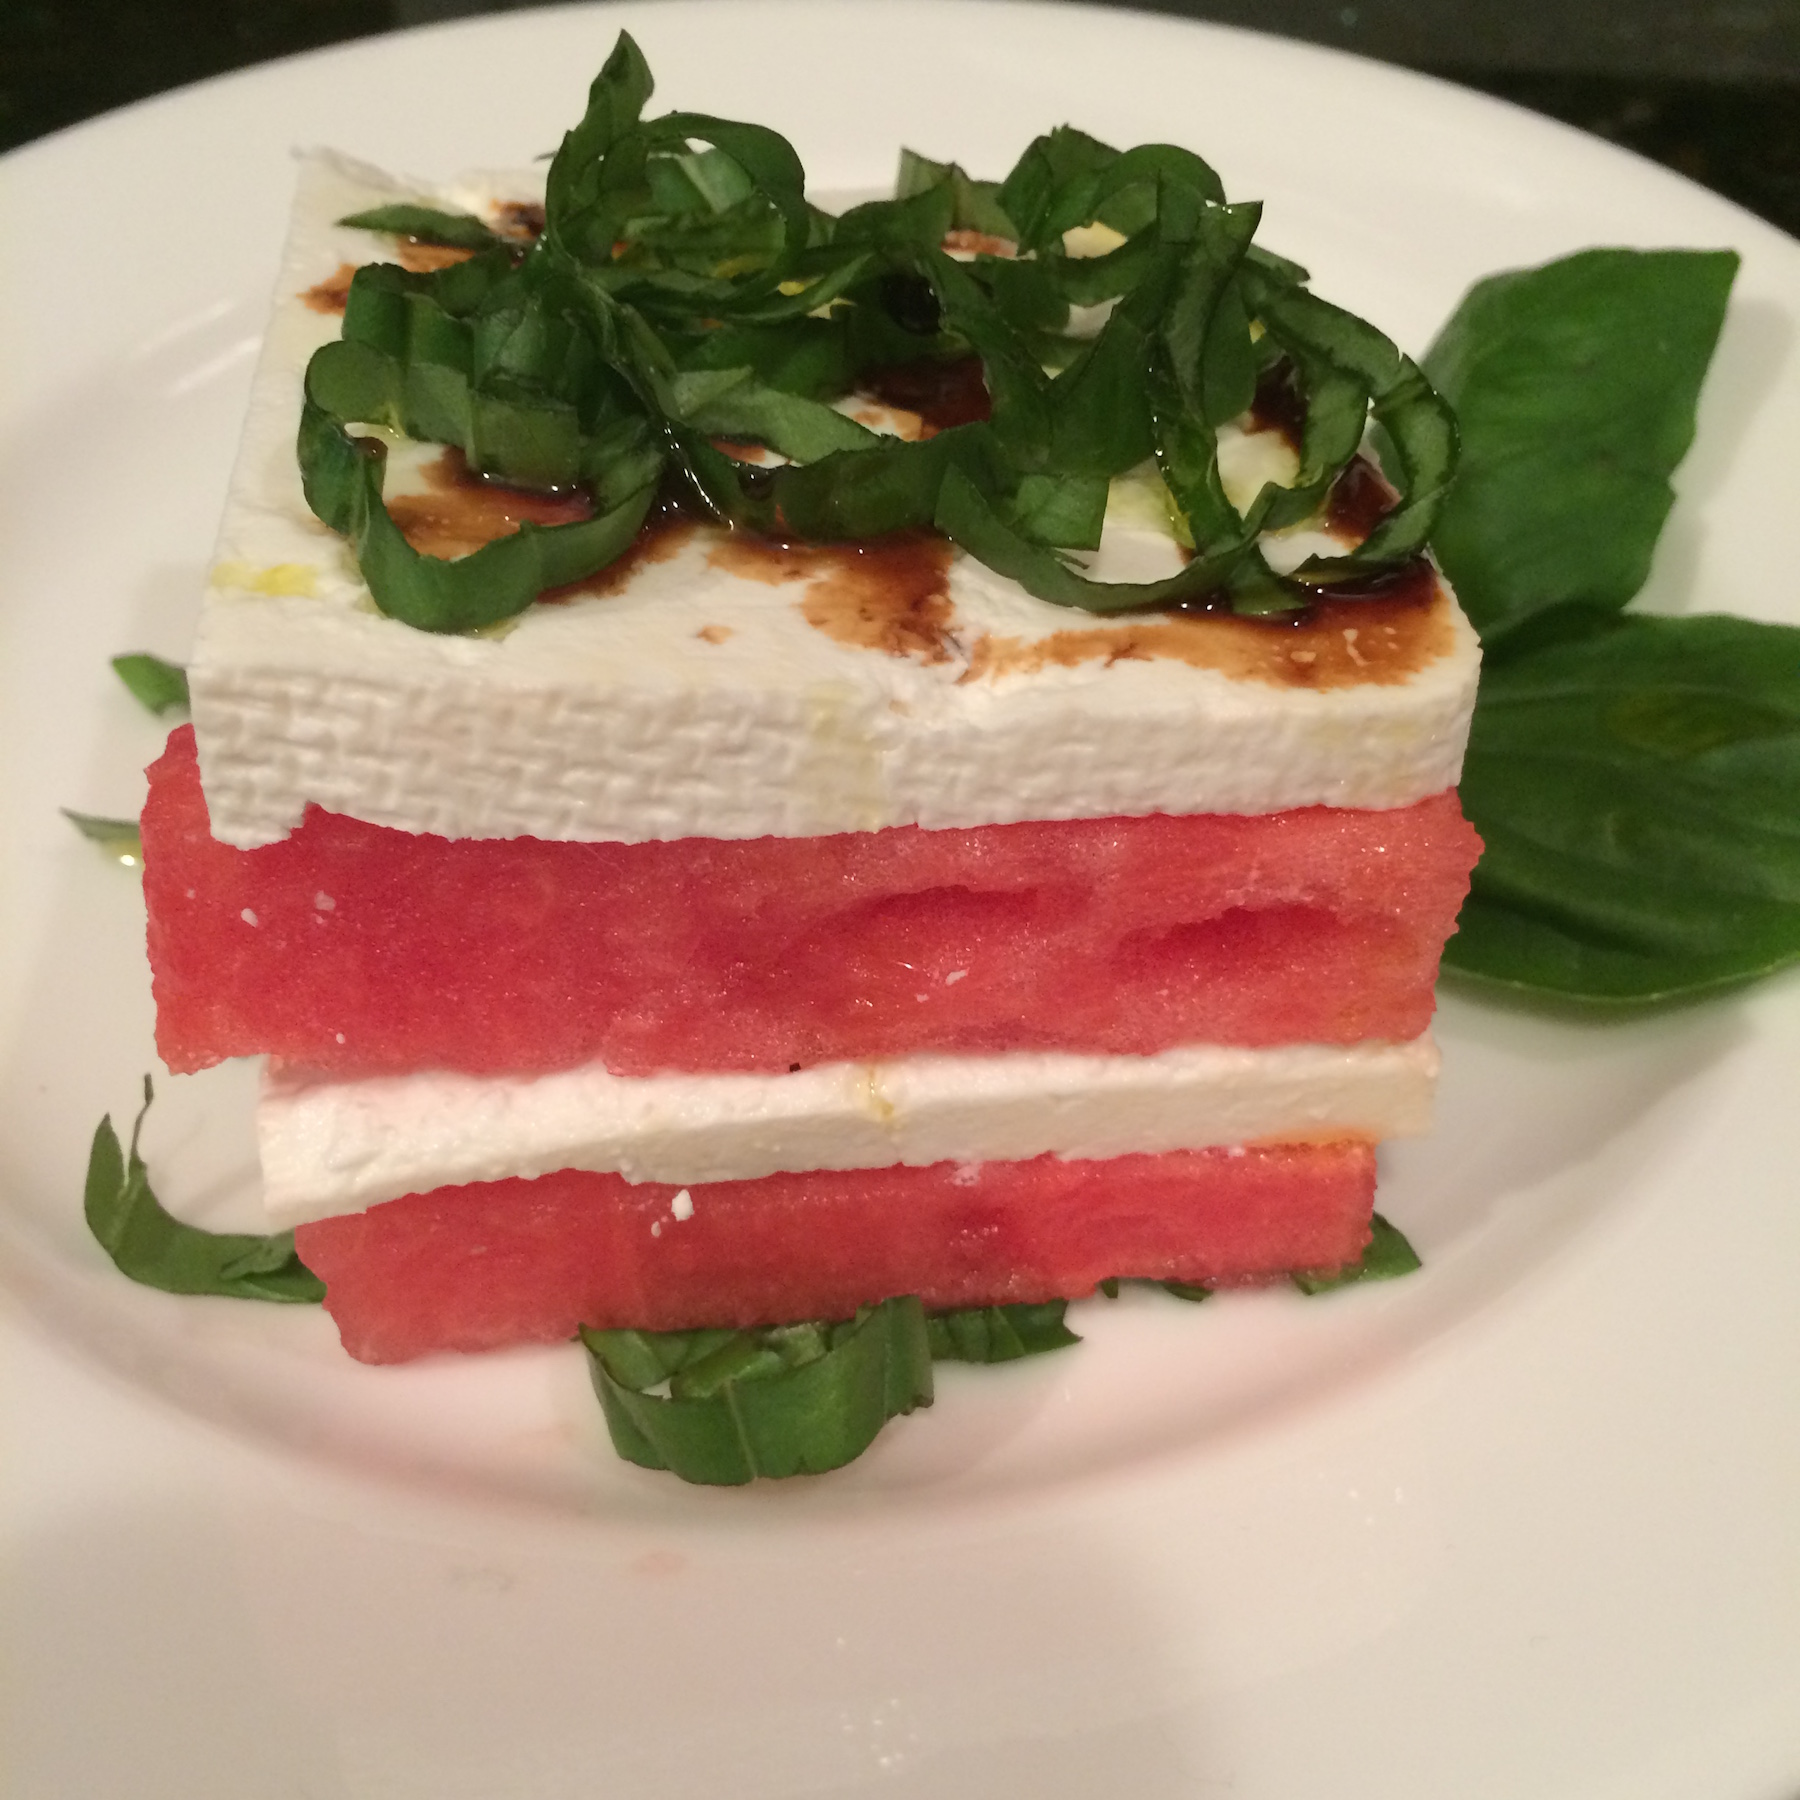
[140,42,1481,1365]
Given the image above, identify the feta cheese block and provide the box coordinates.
[259,1034,1438,1227]
[188,151,1481,851]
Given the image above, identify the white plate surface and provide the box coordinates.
[3,5,1798,1796]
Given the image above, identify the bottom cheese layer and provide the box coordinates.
[260,1036,1435,1227]
[294,1143,1375,1363]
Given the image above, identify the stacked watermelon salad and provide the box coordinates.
[82,34,1784,1486]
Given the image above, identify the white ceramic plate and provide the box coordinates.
[3,5,1798,1795]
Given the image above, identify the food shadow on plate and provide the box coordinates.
[1379,982,1753,1314]
[5,1430,1437,1800]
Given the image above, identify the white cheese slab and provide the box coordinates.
[189,152,1480,848]
[258,1035,1438,1227]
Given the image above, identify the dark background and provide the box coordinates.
[6,0,1799,236]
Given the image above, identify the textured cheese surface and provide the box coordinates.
[191,152,1480,848]
[258,1036,1438,1227]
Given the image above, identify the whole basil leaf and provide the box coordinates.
[1292,1214,1421,1294]
[85,1078,325,1303]
[1424,248,1738,646]
[1447,613,1800,1000]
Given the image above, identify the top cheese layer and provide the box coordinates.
[190,153,1481,848]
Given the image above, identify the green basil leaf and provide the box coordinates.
[836,184,958,257]
[647,144,755,218]
[62,809,142,863]
[645,113,812,290]
[999,126,1121,252]
[725,423,1006,542]
[1160,1280,1213,1302]
[85,1078,325,1303]
[922,248,1052,459]
[338,204,502,251]
[297,393,657,632]
[983,256,1069,336]
[1423,248,1738,646]
[1291,1214,1421,1294]
[671,367,879,462]
[580,1324,741,1390]
[675,316,853,398]
[1005,472,1109,551]
[581,1296,933,1484]
[938,461,1259,614]
[543,32,657,261]
[1306,356,1456,572]
[1048,302,1159,476]
[1446,612,1800,1001]
[926,1300,1080,1361]
[896,148,1016,238]
[110,652,189,715]
[1240,269,1457,578]
[299,33,1456,627]
[722,250,874,326]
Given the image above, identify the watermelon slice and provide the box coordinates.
[294,1141,1376,1362]
[144,726,1480,1078]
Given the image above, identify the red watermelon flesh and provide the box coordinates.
[294,1141,1375,1362]
[144,727,1480,1078]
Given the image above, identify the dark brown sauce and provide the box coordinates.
[860,357,992,435]
[492,200,546,243]
[942,229,1016,259]
[545,492,701,601]
[1246,368,1403,547]
[299,237,481,314]
[840,404,928,442]
[710,530,957,662]
[301,262,358,315]
[1249,358,1307,450]
[385,448,594,560]
[1327,455,1399,541]
[962,571,1452,690]
[394,239,477,274]
[709,438,779,464]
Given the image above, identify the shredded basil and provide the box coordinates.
[926,1299,1080,1361]
[581,1298,934,1484]
[581,1296,1089,1482]
[85,1078,325,1303]
[110,652,189,715]
[339,203,505,251]
[300,30,1455,632]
